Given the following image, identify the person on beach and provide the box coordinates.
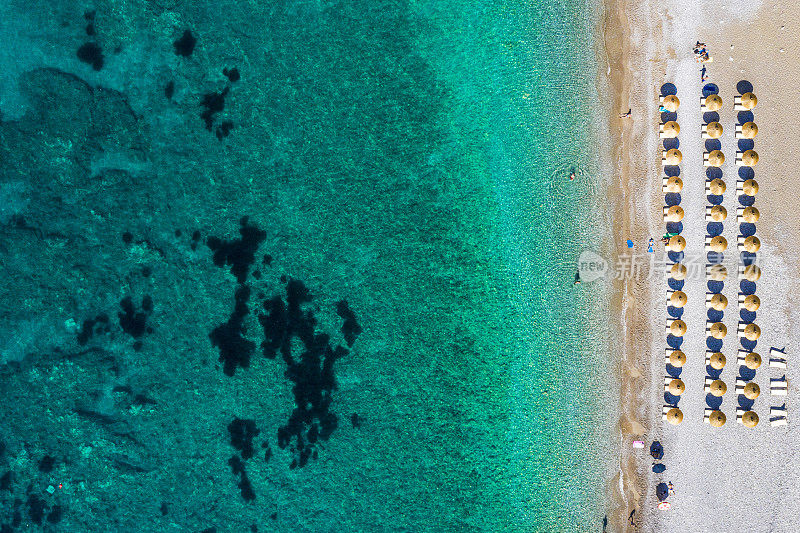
[619,108,631,118]
[648,237,655,253]
[628,509,636,525]
[668,481,675,495]
[701,65,707,82]
[568,171,575,181]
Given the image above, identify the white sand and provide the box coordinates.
[607,0,800,530]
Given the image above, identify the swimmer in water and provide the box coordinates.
[568,168,576,181]
[574,270,581,285]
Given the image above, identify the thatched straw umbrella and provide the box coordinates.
[709,322,727,339]
[742,179,759,196]
[668,378,686,396]
[709,352,726,370]
[669,263,687,280]
[709,236,728,252]
[708,293,728,311]
[662,121,680,137]
[710,379,727,396]
[741,122,758,138]
[709,205,727,221]
[742,410,759,428]
[708,264,727,281]
[743,323,762,341]
[670,291,688,308]
[707,150,725,167]
[704,94,723,111]
[708,178,726,195]
[740,92,757,110]
[666,205,685,222]
[665,148,683,165]
[709,410,726,428]
[742,264,762,282]
[705,121,723,138]
[669,319,688,337]
[666,407,684,425]
[742,294,761,312]
[668,235,687,252]
[743,236,761,253]
[745,352,762,369]
[663,95,680,112]
[743,382,761,400]
[664,176,683,193]
[741,206,760,222]
[669,350,687,368]
[741,149,759,166]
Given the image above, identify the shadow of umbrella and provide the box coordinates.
[652,463,667,473]
[657,482,670,501]
[650,441,664,460]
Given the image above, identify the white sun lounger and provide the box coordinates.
[737,294,748,308]
[735,378,748,394]
[771,417,788,427]
[702,152,715,167]
[735,151,749,166]
[770,377,789,396]
[661,151,673,165]
[704,407,713,424]
[704,377,717,393]
[736,407,746,424]
[659,123,676,139]
[736,207,749,223]
[770,405,787,416]
[735,124,748,138]
[737,322,753,338]
[661,405,673,421]
[704,235,714,249]
[770,347,787,356]
[700,96,716,110]
[737,235,747,250]
[666,318,683,335]
[663,206,676,221]
[733,95,751,111]
[664,376,675,392]
[701,124,716,139]
[770,357,788,369]
[661,176,674,193]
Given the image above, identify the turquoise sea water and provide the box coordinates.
[0,0,615,531]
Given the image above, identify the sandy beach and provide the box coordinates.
[602,0,800,531]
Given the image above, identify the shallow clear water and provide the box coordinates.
[0,0,615,530]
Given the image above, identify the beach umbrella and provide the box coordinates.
[669,350,687,367]
[745,352,763,369]
[657,482,670,501]
[707,150,725,167]
[741,92,757,110]
[741,206,760,222]
[743,323,762,341]
[709,205,727,221]
[708,293,728,311]
[666,205,685,222]
[705,121,723,138]
[742,149,759,166]
[709,352,726,370]
[650,441,664,459]
[742,410,759,428]
[669,320,687,337]
[668,235,687,252]
[742,179,759,196]
[666,407,684,425]
[709,322,727,339]
[663,95,680,112]
[743,264,762,281]
[744,382,761,400]
[665,148,683,165]
[709,379,727,396]
[669,291,688,308]
[708,178,726,195]
[708,264,727,281]
[704,94,723,111]
[669,263,687,280]
[662,121,680,137]
[743,294,761,312]
[741,122,758,138]
[743,236,761,253]
[709,235,728,252]
[709,410,726,427]
[664,176,683,193]
[668,378,686,396]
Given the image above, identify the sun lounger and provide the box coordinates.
[770,347,787,356]
[737,322,752,338]
[661,405,672,421]
[771,417,788,426]
[666,318,683,335]
[704,407,713,424]
[734,95,751,111]
[735,378,748,394]
[704,235,713,249]
[770,377,788,396]
[736,206,747,222]
[704,377,714,393]
[700,96,715,110]
[702,152,714,167]
[661,151,672,165]
[664,376,674,392]
[736,407,745,424]
[737,294,748,309]
[659,123,675,139]
[770,405,787,416]
[701,124,716,139]
[770,357,788,369]
[737,235,746,250]
[661,176,672,193]
[735,151,748,166]
[662,206,675,221]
